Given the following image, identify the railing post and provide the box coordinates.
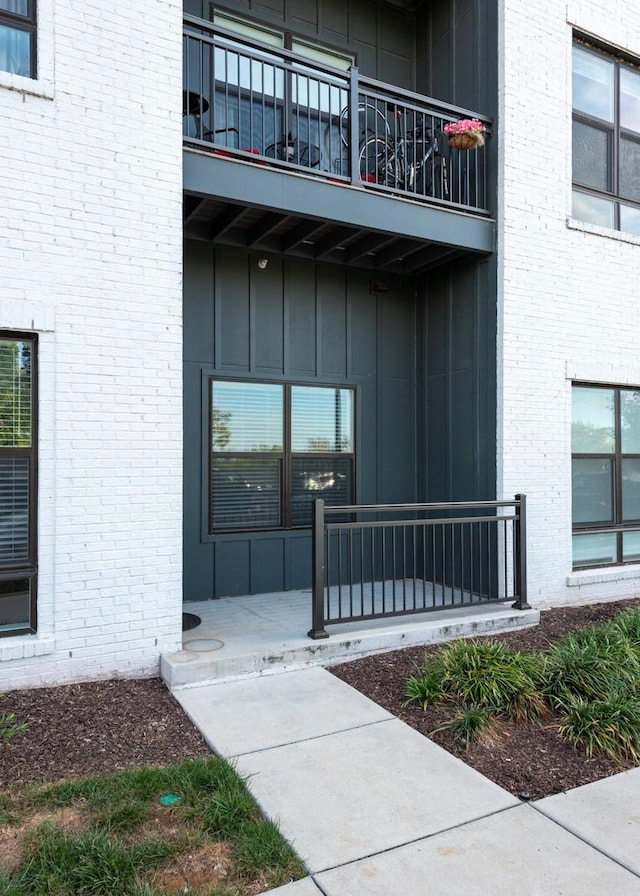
[512,493,530,610]
[349,65,360,185]
[308,499,330,639]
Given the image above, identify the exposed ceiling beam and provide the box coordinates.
[246,212,287,247]
[280,219,326,252]
[313,226,356,259]
[207,204,249,240]
[183,195,205,224]
[344,232,397,263]
[374,238,423,270]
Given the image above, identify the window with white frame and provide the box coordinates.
[0,0,36,78]
[209,379,355,532]
[572,383,640,569]
[572,38,640,236]
[0,334,37,636]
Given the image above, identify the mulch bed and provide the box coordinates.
[330,597,640,800]
[1,598,639,800]
[0,678,210,789]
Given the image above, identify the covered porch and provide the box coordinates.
[162,590,539,687]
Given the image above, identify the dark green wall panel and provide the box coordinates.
[318,267,347,377]
[218,252,251,369]
[421,257,497,505]
[286,259,317,376]
[253,257,285,373]
[184,244,417,600]
[214,539,252,596]
[252,538,285,592]
[184,241,215,365]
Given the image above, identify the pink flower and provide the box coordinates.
[443,118,486,136]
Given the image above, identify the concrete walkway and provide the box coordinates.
[173,667,640,895]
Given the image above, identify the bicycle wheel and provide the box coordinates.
[358,137,399,187]
[416,154,449,200]
[340,102,391,148]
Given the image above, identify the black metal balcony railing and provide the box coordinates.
[183,16,490,213]
[308,496,528,639]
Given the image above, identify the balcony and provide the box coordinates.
[183,16,495,274]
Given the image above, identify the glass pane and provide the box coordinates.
[290,456,353,526]
[0,339,31,447]
[620,203,640,236]
[0,22,30,77]
[622,459,640,520]
[0,456,29,562]
[572,386,615,452]
[572,190,615,228]
[572,120,610,190]
[572,45,614,122]
[211,457,281,529]
[621,67,640,134]
[291,386,353,453]
[621,390,640,452]
[623,531,640,562]
[572,532,617,568]
[0,577,31,632]
[620,136,640,202]
[212,381,283,452]
[0,1,28,16]
[572,458,614,524]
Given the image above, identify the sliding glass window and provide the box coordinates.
[210,380,354,531]
[572,383,640,568]
[0,334,37,636]
[0,0,36,78]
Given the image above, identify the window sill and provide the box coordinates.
[566,565,640,588]
[0,70,54,100]
[566,217,640,247]
[0,634,54,662]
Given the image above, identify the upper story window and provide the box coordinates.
[0,0,36,78]
[572,39,640,236]
[572,383,640,570]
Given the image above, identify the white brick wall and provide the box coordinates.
[0,0,184,689]
[498,0,640,606]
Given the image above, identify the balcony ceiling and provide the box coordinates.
[183,149,494,277]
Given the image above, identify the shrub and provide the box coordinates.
[559,694,640,762]
[541,627,640,708]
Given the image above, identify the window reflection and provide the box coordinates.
[571,386,615,452]
[572,45,614,122]
[621,67,640,134]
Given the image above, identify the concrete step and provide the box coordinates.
[161,592,539,688]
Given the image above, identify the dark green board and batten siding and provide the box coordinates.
[184,242,418,599]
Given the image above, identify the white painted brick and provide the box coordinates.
[0,0,184,690]
[497,0,640,607]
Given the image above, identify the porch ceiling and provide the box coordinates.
[183,149,495,276]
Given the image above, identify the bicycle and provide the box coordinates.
[359,119,449,200]
[339,101,449,200]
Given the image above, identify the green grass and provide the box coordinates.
[405,606,640,762]
[0,757,305,896]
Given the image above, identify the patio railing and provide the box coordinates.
[183,16,491,213]
[308,495,528,639]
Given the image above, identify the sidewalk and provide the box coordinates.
[173,667,640,895]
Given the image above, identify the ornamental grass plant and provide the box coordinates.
[405,606,640,763]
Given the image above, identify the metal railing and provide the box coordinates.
[309,495,528,639]
[183,16,490,214]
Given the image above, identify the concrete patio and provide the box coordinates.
[161,588,539,687]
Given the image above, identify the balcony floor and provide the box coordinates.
[162,587,539,688]
[183,148,494,275]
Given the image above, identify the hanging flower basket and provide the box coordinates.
[447,131,485,150]
[444,118,487,150]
